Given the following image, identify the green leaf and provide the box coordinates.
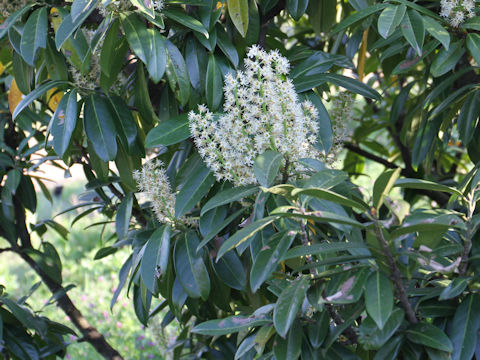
[303,92,333,155]
[146,29,167,83]
[106,95,138,151]
[439,278,469,301]
[0,4,35,40]
[111,256,132,310]
[83,94,118,161]
[20,7,48,66]
[431,41,464,78]
[141,225,171,294]
[253,150,283,187]
[120,13,150,64]
[165,40,190,106]
[130,0,155,20]
[292,187,369,211]
[457,90,480,145]
[115,192,132,240]
[308,311,329,349]
[71,0,99,22]
[145,114,190,148]
[294,73,381,100]
[378,5,406,39]
[274,320,303,360]
[216,24,239,67]
[284,242,369,260]
[273,211,364,228]
[227,0,249,37]
[175,163,215,218]
[174,232,210,299]
[365,271,394,330]
[55,2,97,50]
[449,294,480,360]
[250,231,296,293]
[394,178,462,196]
[400,9,424,56]
[406,322,453,352]
[287,0,309,21]
[213,250,247,291]
[163,9,209,38]
[332,4,388,34]
[216,216,279,260]
[201,185,258,216]
[373,168,402,210]
[423,16,450,50]
[197,208,247,250]
[12,80,70,120]
[192,314,271,336]
[273,276,309,337]
[51,89,77,157]
[462,16,480,31]
[206,55,223,111]
[467,33,480,66]
[94,246,117,260]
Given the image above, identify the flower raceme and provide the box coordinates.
[440,0,477,27]
[133,160,196,227]
[188,46,320,186]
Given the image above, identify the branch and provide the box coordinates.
[344,142,449,206]
[373,219,418,324]
[0,247,13,254]
[258,0,286,48]
[13,195,124,360]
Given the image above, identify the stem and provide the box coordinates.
[373,219,418,324]
[460,190,476,275]
[13,195,124,360]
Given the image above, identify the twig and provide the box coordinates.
[373,219,418,324]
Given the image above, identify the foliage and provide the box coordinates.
[0,0,480,359]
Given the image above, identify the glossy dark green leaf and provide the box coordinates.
[274,320,303,359]
[423,16,450,50]
[400,10,424,56]
[51,89,77,157]
[192,314,271,336]
[197,208,247,250]
[307,311,329,349]
[174,232,210,299]
[457,90,480,145]
[227,0,249,37]
[431,41,464,78]
[120,13,150,64]
[372,168,402,210]
[467,33,480,66]
[439,278,469,301]
[406,322,453,352]
[378,5,406,39]
[250,231,296,293]
[83,95,118,161]
[163,9,209,38]
[284,242,369,260]
[394,178,462,196]
[205,54,223,111]
[358,308,404,350]
[273,276,309,337]
[71,0,99,22]
[216,24,239,67]
[165,40,190,106]
[55,2,97,50]
[213,250,247,291]
[365,271,394,330]
[294,73,381,100]
[0,4,34,40]
[292,187,369,211]
[217,216,279,260]
[12,80,70,120]
[287,0,309,21]
[141,225,171,294]
[253,150,282,187]
[146,29,167,83]
[106,95,138,151]
[201,185,258,215]
[449,294,480,360]
[332,4,388,34]
[115,192,132,240]
[20,7,47,66]
[175,162,215,218]
[111,255,132,310]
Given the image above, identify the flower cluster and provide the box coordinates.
[99,0,164,16]
[327,91,354,164]
[133,160,196,227]
[440,0,477,27]
[0,0,28,18]
[188,46,320,186]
